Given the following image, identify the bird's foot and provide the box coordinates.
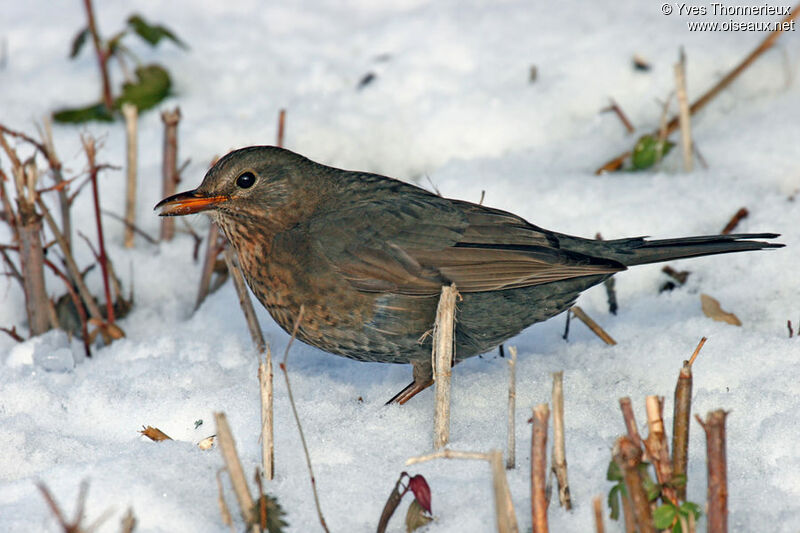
[385,359,434,405]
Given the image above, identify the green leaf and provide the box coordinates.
[127,14,187,49]
[606,460,622,481]
[250,493,288,533]
[114,64,172,112]
[405,498,433,533]
[631,134,675,170]
[70,27,90,58]
[679,501,702,519]
[607,485,621,521]
[653,503,677,529]
[106,30,128,56]
[52,102,114,123]
[670,473,687,488]
[639,466,661,502]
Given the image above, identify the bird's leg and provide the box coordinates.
[385,359,434,405]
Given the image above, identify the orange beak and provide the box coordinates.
[155,190,229,216]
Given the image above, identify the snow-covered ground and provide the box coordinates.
[1,1,798,531]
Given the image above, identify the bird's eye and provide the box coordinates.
[236,172,256,189]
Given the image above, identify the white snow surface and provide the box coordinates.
[1,1,799,531]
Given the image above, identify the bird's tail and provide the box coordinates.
[603,233,783,266]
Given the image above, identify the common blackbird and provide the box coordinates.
[156,146,782,403]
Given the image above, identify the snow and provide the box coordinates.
[1,1,799,531]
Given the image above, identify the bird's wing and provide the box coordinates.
[307,174,624,295]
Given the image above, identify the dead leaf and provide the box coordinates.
[140,425,172,441]
[700,294,741,326]
[405,498,433,532]
[198,435,215,450]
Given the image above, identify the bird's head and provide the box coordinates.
[155,146,319,227]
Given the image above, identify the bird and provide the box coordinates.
[156,146,783,404]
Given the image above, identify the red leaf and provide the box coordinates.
[408,474,432,513]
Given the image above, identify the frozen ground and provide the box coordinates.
[1,1,798,531]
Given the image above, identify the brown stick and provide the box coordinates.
[16,163,51,335]
[214,412,256,528]
[160,107,181,241]
[489,449,519,533]
[433,283,458,449]
[596,3,800,174]
[196,222,223,310]
[406,449,490,465]
[81,0,114,112]
[122,103,138,248]
[673,338,705,500]
[276,108,286,148]
[550,371,572,510]
[570,306,617,345]
[223,247,266,353]
[531,403,550,533]
[258,346,274,480]
[39,117,71,256]
[618,397,643,456]
[674,48,693,172]
[83,136,115,324]
[613,436,655,533]
[644,395,677,504]
[721,207,749,235]
[601,98,635,134]
[506,346,518,469]
[697,410,728,533]
[592,495,605,533]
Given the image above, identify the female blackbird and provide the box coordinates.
[156,146,782,403]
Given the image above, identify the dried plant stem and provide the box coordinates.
[84,137,115,324]
[406,449,490,465]
[570,306,616,345]
[602,98,635,134]
[40,117,71,255]
[214,412,258,533]
[37,199,103,321]
[81,0,113,112]
[674,48,693,172]
[621,489,636,533]
[16,163,52,335]
[160,107,181,241]
[673,337,704,501]
[506,346,518,469]
[618,397,643,450]
[489,449,519,533]
[613,436,654,533]
[279,307,330,533]
[196,222,223,309]
[550,371,572,510]
[258,347,274,481]
[592,495,605,533]
[531,403,550,533]
[721,207,749,235]
[596,3,800,174]
[697,410,728,533]
[645,395,677,504]
[276,108,286,148]
[433,283,458,449]
[223,247,266,352]
[122,103,138,248]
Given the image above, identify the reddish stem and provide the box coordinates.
[82,0,114,112]
[86,142,115,323]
